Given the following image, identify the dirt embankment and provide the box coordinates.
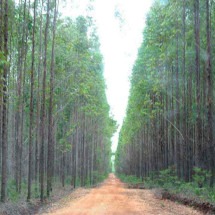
[38,174,203,215]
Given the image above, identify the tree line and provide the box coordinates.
[0,0,116,202]
[116,0,215,187]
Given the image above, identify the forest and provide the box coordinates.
[1,0,215,213]
[0,0,116,203]
[116,0,215,195]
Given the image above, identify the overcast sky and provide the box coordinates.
[61,0,153,152]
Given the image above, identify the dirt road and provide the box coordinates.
[41,174,202,215]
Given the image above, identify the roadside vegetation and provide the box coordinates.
[0,0,116,206]
[118,166,215,212]
[116,0,215,211]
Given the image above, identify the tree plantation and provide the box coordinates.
[116,0,215,192]
[1,0,215,213]
[0,0,116,203]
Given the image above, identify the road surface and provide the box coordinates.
[41,174,202,215]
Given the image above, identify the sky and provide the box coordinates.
[61,0,153,152]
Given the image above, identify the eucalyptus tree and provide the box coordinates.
[1,0,9,203]
[53,16,116,187]
[116,0,215,187]
[0,1,115,203]
[27,0,37,202]
[47,0,58,198]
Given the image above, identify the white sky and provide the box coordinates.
[61,0,153,152]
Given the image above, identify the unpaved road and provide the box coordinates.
[41,174,202,215]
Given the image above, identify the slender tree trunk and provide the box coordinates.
[175,11,181,178]
[40,0,50,202]
[1,0,8,203]
[61,152,65,187]
[27,0,36,201]
[35,1,43,187]
[182,0,189,182]
[205,0,214,187]
[47,0,57,197]
[194,0,201,167]
[15,0,29,193]
[0,0,2,179]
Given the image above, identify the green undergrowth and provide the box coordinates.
[6,173,109,203]
[7,179,41,202]
[118,167,215,204]
[117,174,142,184]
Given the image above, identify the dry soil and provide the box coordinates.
[40,174,203,215]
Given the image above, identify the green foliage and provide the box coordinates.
[7,180,19,202]
[118,174,142,184]
[0,0,118,204]
[116,0,215,196]
[32,183,40,199]
[143,168,181,190]
[192,167,211,188]
[142,168,215,203]
[58,138,72,153]
[92,171,108,184]
[7,180,39,202]
[208,190,215,202]
[0,52,8,69]
[157,168,181,188]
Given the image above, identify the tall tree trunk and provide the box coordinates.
[194,0,201,167]
[35,0,43,187]
[1,0,8,203]
[27,0,36,201]
[16,0,27,194]
[40,0,50,202]
[0,0,4,179]
[182,0,189,182]
[176,19,181,177]
[47,0,57,197]
[205,0,214,187]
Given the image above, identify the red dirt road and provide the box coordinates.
[42,174,202,215]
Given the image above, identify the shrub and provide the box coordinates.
[192,167,211,188]
[118,174,142,184]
